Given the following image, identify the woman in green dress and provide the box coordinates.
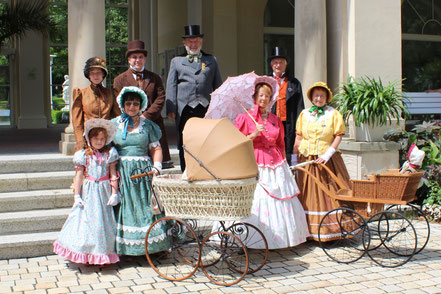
[112,86,170,255]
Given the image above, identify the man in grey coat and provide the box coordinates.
[166,25,222,171]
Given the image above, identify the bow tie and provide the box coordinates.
[274,73,285,81]
[310,105,325,120]
[131,69,143,81]
[187,53,202,63]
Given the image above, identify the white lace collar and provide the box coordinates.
[117,116,146,134]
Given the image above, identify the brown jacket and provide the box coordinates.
[71,85,121,150]
[113,69,165,121]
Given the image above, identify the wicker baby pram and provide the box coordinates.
[153,174,257,220]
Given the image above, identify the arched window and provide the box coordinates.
[402,0,441,92]
[263,0,295,75]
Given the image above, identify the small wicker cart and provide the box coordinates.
[293,163,430,268]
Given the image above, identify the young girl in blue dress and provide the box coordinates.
[54,118,121,264]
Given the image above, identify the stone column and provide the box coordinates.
[59,0,106,155]
[16,29,49,128]
[329,0,403,179]
[295,0,327,107]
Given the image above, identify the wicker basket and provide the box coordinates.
[351,171,423,202]
[152,174,257,221]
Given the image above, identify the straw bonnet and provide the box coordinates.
[116,86,148,114]
[125,40,148,58]
[306,81,333,103]
[83,57,108,79]
[182,25,204,38]
[83,118,117,146]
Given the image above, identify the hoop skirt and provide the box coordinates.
[53,148,120,264]
[112,117,171,255]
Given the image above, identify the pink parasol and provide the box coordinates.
[205,72,279,124]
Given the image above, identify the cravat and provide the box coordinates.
[310,105,325,121]
[187,53,202,63]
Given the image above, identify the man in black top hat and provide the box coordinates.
[268,47,305,166]
[166,25,222,171]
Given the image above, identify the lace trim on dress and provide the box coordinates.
[120,155,151,161]
[117,223,150,233]
[148,141,161,150]
[257,159,286,169]
[116,116,147,134]
[116,233,166,246]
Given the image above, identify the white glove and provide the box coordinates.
[107,193,120,206]
[73,194,84,208]
[153,161,162,175]
[291,154,299,166]
[319,147,336,163]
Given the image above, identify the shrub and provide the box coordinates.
[51,110,69,124]
[384,120,441,205]
[52,96,66,111]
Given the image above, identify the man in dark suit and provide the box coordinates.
[269,47,305,166]
[113,40,173,168]
[166,25,222,171]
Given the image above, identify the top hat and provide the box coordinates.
[83,57,108,79]
[125,40,148,58]
[182,25,204,38]
[268,47,289,62]
[306,81,333,103]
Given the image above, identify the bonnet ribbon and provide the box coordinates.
[92,148,105,165]
[121,112,139,140]
[310,105,325,121]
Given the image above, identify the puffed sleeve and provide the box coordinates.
[71,88,85,150]
[234,113,250,136]
[144,119,162,144]
[73,149,87,167]
[108,147,119,164]
[295,110,306,136]
[332,110,346,136]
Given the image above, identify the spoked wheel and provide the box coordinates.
[145,217,201,281]
[366,211,417,268]
[386,204,430,254]
[200,231,249,286]
[318,207,370,264]
[225,222,268,274]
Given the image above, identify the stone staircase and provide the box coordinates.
[0,151,180,260]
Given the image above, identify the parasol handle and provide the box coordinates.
[131,170,155,180]
[233,97,258,126]
[290,160,315,170]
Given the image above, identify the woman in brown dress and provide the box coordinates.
[71,57,121,151]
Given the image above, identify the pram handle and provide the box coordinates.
[130,170,155,180]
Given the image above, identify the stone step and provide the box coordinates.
[0,171,75,193]
[0,208,71,235]
[0,231,59,260]
[0,153,74,174]
[0,189,73,213]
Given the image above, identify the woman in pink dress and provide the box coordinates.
[233,76,310,249]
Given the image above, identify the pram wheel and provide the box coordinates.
[200,231,249,286]
[386,204,430,254]
[318,207,370,264]
[226,222,268,274]
[145,217,200,281]
[366,211,417,268]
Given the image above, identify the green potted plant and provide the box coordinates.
[332,76,409,141]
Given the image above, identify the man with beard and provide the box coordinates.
[166,25,222,171]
